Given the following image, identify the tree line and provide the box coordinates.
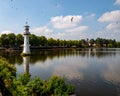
[0,33,120,48]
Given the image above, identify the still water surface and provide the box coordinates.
[1,48,120,96]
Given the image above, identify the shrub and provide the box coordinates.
[0,56,16,96]
[13,75,74,96]
[48,76,75,95]
[0,56,75,96]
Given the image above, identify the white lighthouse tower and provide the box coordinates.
[22,22,31,56]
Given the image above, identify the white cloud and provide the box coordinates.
[53,32,66,39]
[51,15,82,29]
[29,15,93,40]
[86,13,96,19]
[90,13,96,17]
[66,26,88,32]
[98,10,120,22]
[114,0,120,5]
[106,23,120,30]
[62,26,88,40]
[31,26,53,38]
[98,10,120,39]
[1,30,13,34]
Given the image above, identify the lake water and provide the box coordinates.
[1,48,120,96]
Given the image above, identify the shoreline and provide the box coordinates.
[0,46,120,52]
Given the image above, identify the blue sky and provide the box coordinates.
[0,0,120,41]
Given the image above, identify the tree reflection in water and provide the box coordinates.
[0,48,118,64]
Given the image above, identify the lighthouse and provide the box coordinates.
[22,22,31,56]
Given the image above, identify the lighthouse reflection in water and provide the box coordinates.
[23,56,30,74]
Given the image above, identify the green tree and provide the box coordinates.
[81,39,88,47]
[56,39,60,46]
[116,42,120,48]
[29,34,39,46]
[90,39,95,47]
[38,36,47,46]
[73,40,81,47]
[47,38,57,46]
[16,34,24,46]
[0,34,9,47]
[96,38,103,47]
[108,44,113,48]
[112,39,117,47]
[59,40,67,47]
[7,33,16,47]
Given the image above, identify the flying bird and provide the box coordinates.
[71,17,73,22]
[10,0,18,10]
[10,0,13,8]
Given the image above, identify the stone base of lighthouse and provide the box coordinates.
[21,39,31,56]
[21,52,31,56]
[21,44,31,56]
